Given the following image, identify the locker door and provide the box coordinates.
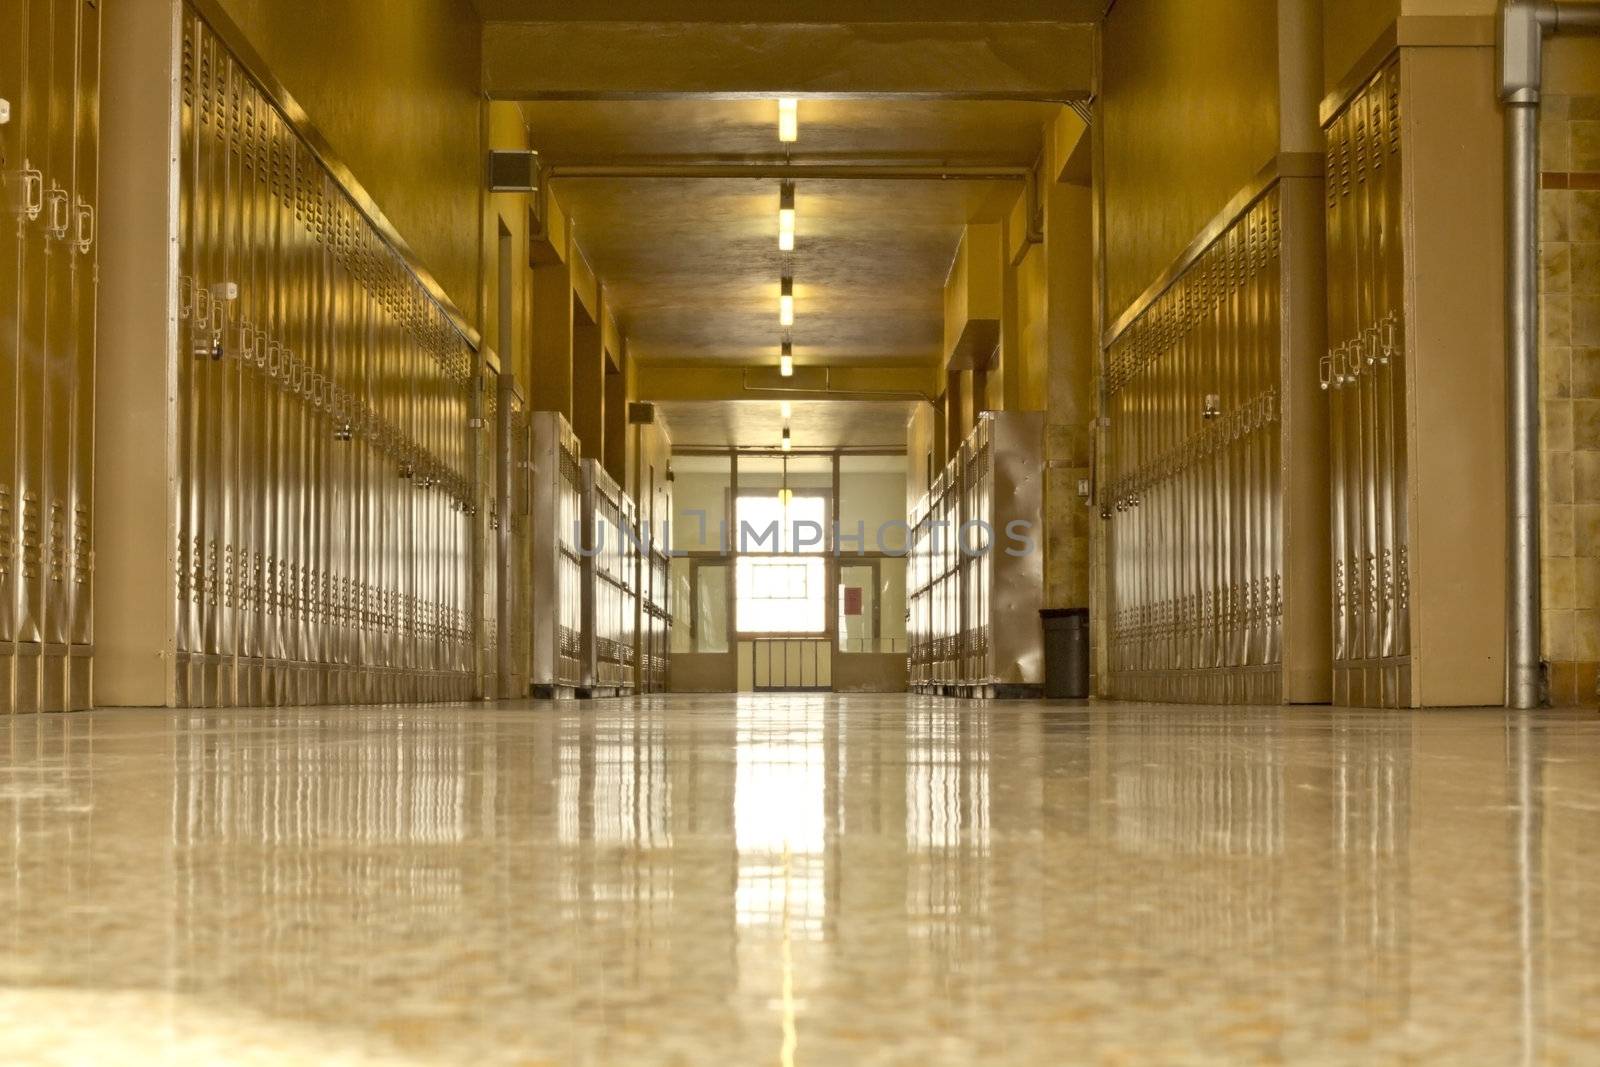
[14,0,62,712]
[0,0,29,711]
[64,0,99,709]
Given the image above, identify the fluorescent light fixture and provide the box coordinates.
[778,182,796,251]
[781,426,793,452]
[780,339,794,377]
[777,98,798,143]
[779,276,794,327]
[780,400,792,419]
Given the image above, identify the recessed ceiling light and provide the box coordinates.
[777,98,798,143]
[778,182,796,252]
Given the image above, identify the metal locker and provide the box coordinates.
[13,0,57,713]
[529,410,583,695]
[477,362,498,700]
[1107,190,1285,704]
[496,375,528,699]
[1323,59,1410,708]
[0,0,28,712]
[166,6,477,708]
[63,0,99,711]
[579,457,635,696]
[0,0,98,714]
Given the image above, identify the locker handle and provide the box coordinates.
[74,197,95,254]
[1378,314,1399,365]
[19,164,43,220]
[1318,352,1333,391]
[45,183,70,239]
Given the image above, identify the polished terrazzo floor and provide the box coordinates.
[4,695,1600,1065]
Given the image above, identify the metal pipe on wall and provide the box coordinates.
[1498,0,1600,708]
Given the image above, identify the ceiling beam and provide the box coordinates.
[635,363,941,403]
[483,21,1095,100]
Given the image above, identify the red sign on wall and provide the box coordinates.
[843,586,863,616]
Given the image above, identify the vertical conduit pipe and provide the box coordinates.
[1499,1,1600,708]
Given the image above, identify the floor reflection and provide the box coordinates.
[3,698,1600,1064]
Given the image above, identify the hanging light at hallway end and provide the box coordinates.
[779,276,795,327]
[777,97,798,143]
[780,339,794,377]
[781,426,793,452]
[778,181,796,251]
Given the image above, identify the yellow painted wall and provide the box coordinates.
[1549,39,1600,94]
[1100,0,1280,321]
[485,102,533,387]
[1323,0,1397,95]
[1013,234,1048,414]
[215,0,484,326]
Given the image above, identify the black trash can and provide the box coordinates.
[1040,608,1089,699]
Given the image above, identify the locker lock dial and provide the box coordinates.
[0,98,10,125]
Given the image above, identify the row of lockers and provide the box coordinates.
[528,411,673,698]
[1101,56,1451,708]
[0,0,101,713]
[907,412,1045,697]
[167,10,481,706]
[4,3,670,712]
[1103,189,1287,706]
[583,459,636,695]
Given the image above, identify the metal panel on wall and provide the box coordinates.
[2,0,100,714]
[1105,190,1284,704]
[172,6,476,707]
[1324,61,1409,708]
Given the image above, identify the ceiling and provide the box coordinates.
[507,77,1066,447]
[475,1,1108,22]
[656,400,918,450]
[522,99,1055,369]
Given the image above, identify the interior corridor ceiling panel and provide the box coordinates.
[655,400,915,450]
[475,0,1109,20]
[519,99,1052,367]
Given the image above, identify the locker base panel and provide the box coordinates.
[1333,658,1413,708]
[4,644,95,713]
[1109,666,1285,706]
[172,653,474,708]
[578,685,636,699]
[916,682,1044,700]
[531,683,579,700]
